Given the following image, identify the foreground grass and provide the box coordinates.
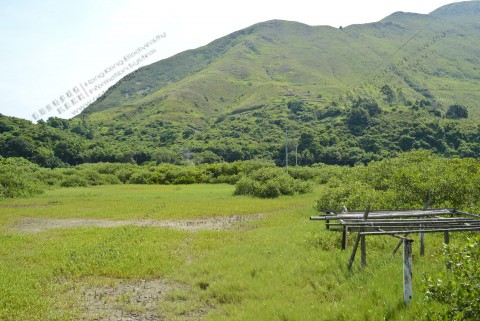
[0,184,448,320]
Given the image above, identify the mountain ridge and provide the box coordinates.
[430,1,480,19]
[83,2,480,122]
[2,1,480,167]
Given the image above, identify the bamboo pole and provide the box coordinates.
[454,210,480,219]
[360,226,480,235]
[341,223,480,230]
[310,209,455,220]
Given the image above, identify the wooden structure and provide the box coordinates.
[310,207,480,304]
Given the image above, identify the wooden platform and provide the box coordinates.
[310,206,480,304]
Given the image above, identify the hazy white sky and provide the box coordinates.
[0,0,461,121]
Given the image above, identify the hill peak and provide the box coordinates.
[430,1,480,18]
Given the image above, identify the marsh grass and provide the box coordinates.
[0,184,447,320]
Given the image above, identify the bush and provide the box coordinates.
[150,164,206,185]
[234,167,311,198]
[128,170,155,184]
[233,177,257,196]
[446,104,468,119]
[315,151,480,211]
[33,169,64,186]
[60,174,89,187]
[424,236,480,320]
[0,157,45,198]
[193,151,224,164]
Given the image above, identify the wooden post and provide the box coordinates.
[361,234,366,268]
[392,233,409,255]
[418,200,431,256]
[394,200,431,255]
[361,205,370,268]
[403,239,413,305]
[444,231,450,244]
[347,205,370,269]
[348,234,361,269]
[341,226,348,250]
[419,230,425,256]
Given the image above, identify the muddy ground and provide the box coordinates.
[78,277,207,321]
[10,214,266,320]
[12,214,266,233]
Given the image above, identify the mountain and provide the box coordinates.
[2,1,480,166]
[84,1,480,118]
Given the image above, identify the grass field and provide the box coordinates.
[0,184,449,320]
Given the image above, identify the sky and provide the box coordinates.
[0,0,461,121]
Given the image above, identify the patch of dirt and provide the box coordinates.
[0,204,50,208]
[78,278,208,321]
[12,214,266,233]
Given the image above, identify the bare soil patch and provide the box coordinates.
[78,278,207,321]
[0,204,50,208]
[12,214,266,233]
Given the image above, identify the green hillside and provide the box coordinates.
[2,1,480,167]
[84,1,480,116]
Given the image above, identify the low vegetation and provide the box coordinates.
[234,167,311,198]
[315,150,480,212]
[0,156,311,200]
[424,235,480,320]
[1,150,479,320]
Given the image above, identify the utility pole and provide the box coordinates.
[285,129,288,173]
[295,144,298,177]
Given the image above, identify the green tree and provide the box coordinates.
[0,136,36,159]
[346,108,370,135]
[287,99,305,114]
[193,151,224,164]
[46,117,70,130]
[446,104,468,119]
[380,84,395,105]
[54,138,85,165]
[353,98,381,116]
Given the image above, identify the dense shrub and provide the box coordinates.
[423,236,480,320]
[234,167,311,198]
[0,157,45,198]
[445,104,468,119]
[315,151,480,211]
[193,151,224,164]
[128,169,155,184]
[0,157,301,199]
[149,164,206,185]
[60,174,89,187]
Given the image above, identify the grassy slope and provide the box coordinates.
[0,184,449,320]
[81,2,480,129]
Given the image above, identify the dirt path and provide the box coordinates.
[12,214,266,233]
